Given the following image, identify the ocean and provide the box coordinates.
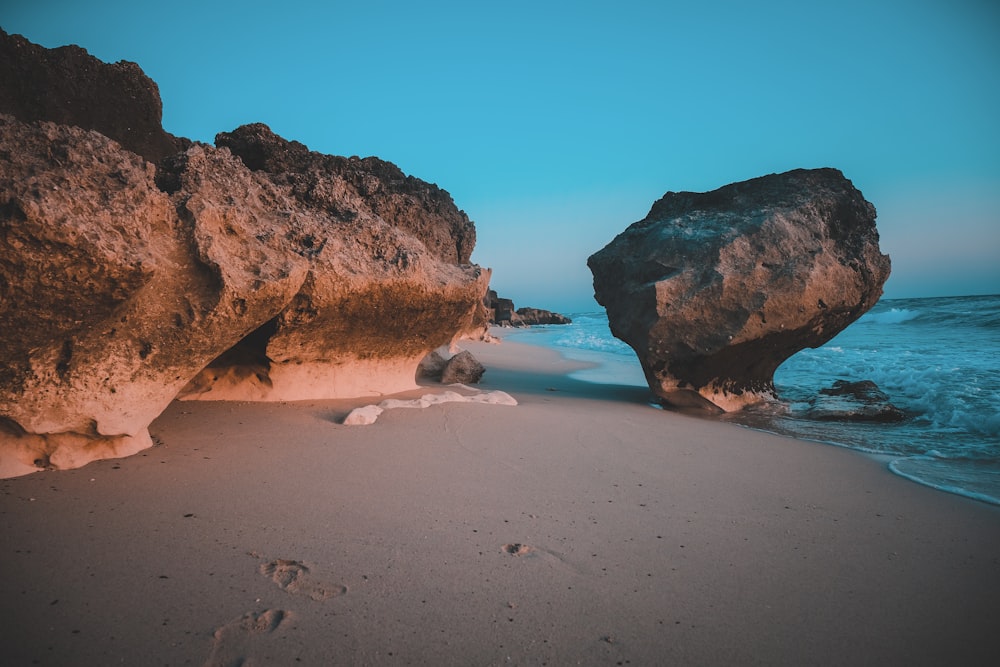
[503,294,1000,506]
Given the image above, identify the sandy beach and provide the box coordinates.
[1,336,998,666]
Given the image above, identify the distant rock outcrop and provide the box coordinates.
[588,168,890,412]
[0,32,490,477]
[484,289,571,327]
[484,290,517,325]
[515,308,572,326]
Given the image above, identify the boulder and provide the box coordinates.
[440,351,486,385]
[588,168,890,412]
[0,33,490,476]
[806,380,907,423]
[0,28,187,163]
[416,350,448,381]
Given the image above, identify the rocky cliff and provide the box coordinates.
[588,169,890,412]
[483,289,572,326]
[0,31,489,477]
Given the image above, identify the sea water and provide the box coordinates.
[503,295,1000,506]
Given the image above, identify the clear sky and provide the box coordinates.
[4,0,999,312]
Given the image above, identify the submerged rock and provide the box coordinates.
[416,350,449,381]
[0,32,490,476]
[806,380,907,423]
[588,168,890,412]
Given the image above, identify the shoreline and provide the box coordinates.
[500,323,1000,508]
[1,336,998,665]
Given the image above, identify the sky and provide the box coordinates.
[4,0,999,312]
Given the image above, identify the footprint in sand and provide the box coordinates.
[259,559,347,601]
[204,609,291,667]
[502,543,534,556]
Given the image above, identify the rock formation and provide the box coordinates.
[0,28,187,163]
[416,350,449,381]
[806,380,906,423]
[0,31,490,477]
[484,289,571,326]
[588,168,890,412]
[415,347,488,384]
[440,351,486,385]
[515,307,572,326]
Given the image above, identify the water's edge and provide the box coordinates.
[499,298,1000,507]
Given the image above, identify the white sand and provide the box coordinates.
[1,337,998,665]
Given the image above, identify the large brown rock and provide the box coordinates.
[215,123,476,265]
[440,351,486,385]
[176,127,489,402]
[0,33,490,477]
[588,168,890,412]
[483,289,571,326]
[0,28,187,163]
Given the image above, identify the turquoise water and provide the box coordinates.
[504,295,1000,506]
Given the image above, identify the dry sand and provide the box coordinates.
[1,336,998,666]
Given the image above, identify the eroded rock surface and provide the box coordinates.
[515,307,572,326]
[215,123,476,265]
[588,168,890,412]
[807,380,907,423]
[484,289,571,326]
[440,351,486,385]
[0,32,489,476]
[0,28,187,162]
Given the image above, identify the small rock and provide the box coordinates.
[441,351,486,384]
[416,350,448,381]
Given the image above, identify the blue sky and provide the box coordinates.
[4,0,999,312]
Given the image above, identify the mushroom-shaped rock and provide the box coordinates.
[587,168,890,412]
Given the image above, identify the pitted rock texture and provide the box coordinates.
[515,307,572,326]
[0,28,187,163]
[807,380,907,423]
[483,289,571,326]
[0,33,489,476]
[440,350,486,385]
[588,168,890,412]
[215,123,476,265]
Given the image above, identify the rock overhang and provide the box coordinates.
[0,31,491,476]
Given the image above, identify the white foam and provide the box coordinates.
[889,456,1000,506]
[859,307,920,325]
